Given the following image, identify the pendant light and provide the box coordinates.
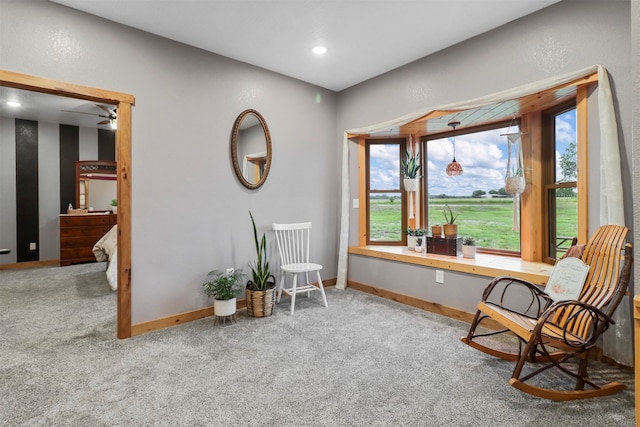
[446,121,463,176]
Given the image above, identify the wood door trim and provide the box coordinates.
[0,69,135,339]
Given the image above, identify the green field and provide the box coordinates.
[369,196,577,252]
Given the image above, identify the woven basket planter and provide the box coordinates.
[245,285,276,318]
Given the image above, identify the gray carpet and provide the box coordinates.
[0,263,635,426]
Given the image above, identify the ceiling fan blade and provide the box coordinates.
[96,119,110,125]
[95,104,115,116]
[62,110,101,117]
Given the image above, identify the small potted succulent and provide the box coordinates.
[110,199,118,214]
[202,269,244,318]
[406,227,426,250]
[415,236,425,253]
[462,236,477,258]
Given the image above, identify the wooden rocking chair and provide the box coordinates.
[461,225,633,401]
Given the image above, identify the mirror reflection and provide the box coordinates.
[76,160,117,211]
[231,109,271,189]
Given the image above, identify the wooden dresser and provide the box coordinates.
[59,213,117,266]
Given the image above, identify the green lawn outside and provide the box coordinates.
[369,196,577,252]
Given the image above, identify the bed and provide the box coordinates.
[92,224,118,291]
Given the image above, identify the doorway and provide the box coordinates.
[0,69,134,338]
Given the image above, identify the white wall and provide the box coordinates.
[337,0,634,363]
[0,116,16,261]
[38,122,61,261]
[0,0,339,323]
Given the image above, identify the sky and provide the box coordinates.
[369,109,576,197]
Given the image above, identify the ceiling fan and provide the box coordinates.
[62,104,117,129]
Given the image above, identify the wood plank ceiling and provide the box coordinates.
[370,84,581,138]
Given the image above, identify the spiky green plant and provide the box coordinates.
[401,150,421,179]
[248,211,273,290]
[442,204,459,224]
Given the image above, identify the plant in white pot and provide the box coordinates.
[462,236,477,259]
[202,269,244,319]
[406,227,426,250]
[401,150,421,191]
[110,199,118,214]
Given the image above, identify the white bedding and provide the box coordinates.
[92,225,118,291]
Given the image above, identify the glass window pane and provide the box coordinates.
[427,126,520,252]
[369,144,400,191]
[555,109,577,183]
[549,188,578,259]
[368,143,402,242]
[369,192,402,241]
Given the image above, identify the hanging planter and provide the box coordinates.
[402,148,421,190]
[402,143,421,219]
[504,126,526,195]
[505,174,526,194]
[403,178,420,192]
[502,120,526,232]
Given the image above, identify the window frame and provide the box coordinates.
[541,99,578,263]
[364,137,408,246]
[422,119,522,257]
[357,82,592,262]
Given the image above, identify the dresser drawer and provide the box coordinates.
[60,235,103,249]
[60,225,111,238]
[59,213,114,265]
[60,214,110,227]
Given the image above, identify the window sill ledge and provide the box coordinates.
[348,246,552,285]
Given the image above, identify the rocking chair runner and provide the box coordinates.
[461,225,633,401]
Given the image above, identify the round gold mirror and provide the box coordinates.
[231,109,272,189]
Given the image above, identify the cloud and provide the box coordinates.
[369,144,400,189]
[555,110,576,145]
[426,127,512,196]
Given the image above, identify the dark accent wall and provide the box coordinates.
[59,124,79,213]
[98,129,116,161]
[15,119,39,262]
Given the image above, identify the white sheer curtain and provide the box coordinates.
[335,65,629,362]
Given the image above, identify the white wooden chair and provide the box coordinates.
[272,222,328,314]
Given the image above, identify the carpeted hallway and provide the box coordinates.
[0,263,635,426]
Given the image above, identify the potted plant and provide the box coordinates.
[246,211,276,317]
[462,236,477,258]
[406,227,426,250]
[415,236,425,253]
[110,199,118,214]
[431,224,442,237]
[202,269,244,318]
[402,150,421,191]
[442,205,459,238]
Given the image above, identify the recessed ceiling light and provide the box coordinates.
[6,101,21,107]
[312,46,327,55]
